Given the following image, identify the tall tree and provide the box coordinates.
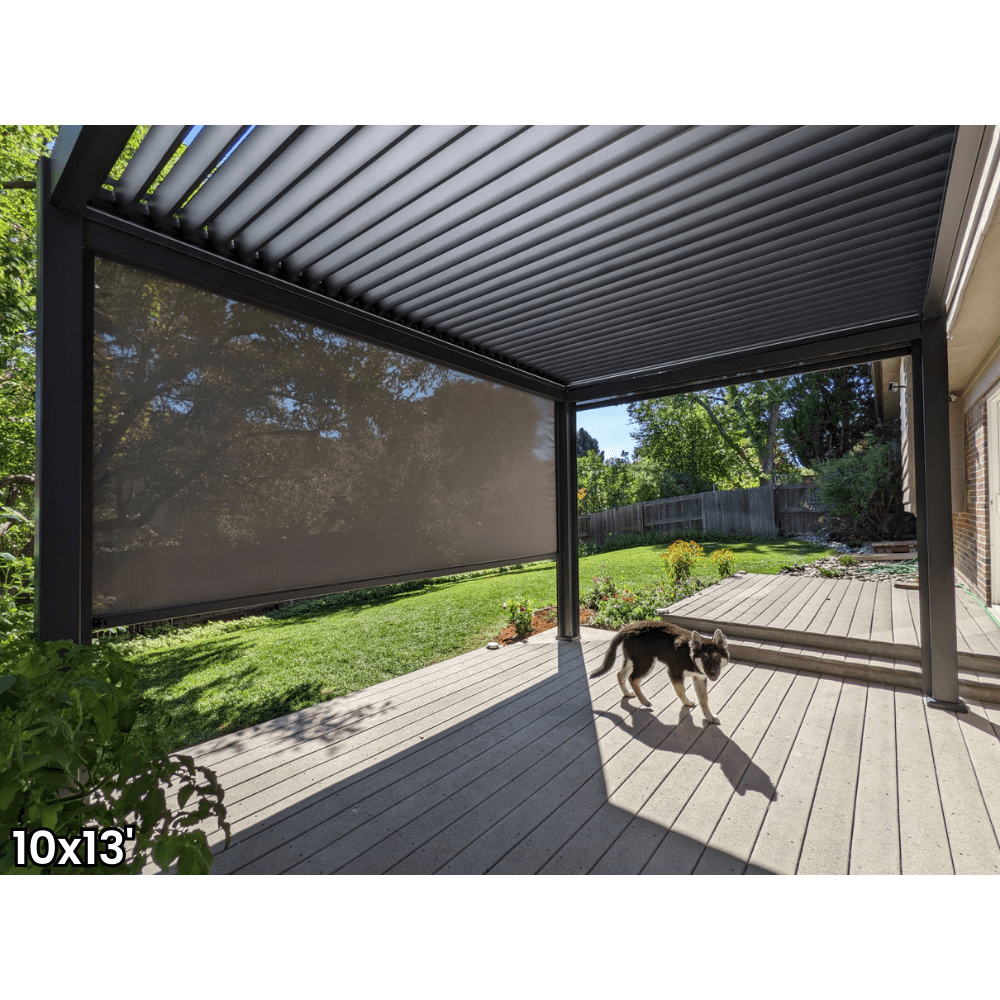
[628,376,791,490]
[1,125,58,556]
[0,126,190,557]
[780,365,877,467]
[576,426,600,457]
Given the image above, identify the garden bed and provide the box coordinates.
[495,604,599,644]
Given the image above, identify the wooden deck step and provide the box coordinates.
[660,573,1000,701]
[726,637,1000,704]
[661,608,1000,674]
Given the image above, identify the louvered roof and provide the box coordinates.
[58,124,958,394]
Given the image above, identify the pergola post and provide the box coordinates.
[911,321,965,711]
[35,157,92,645]
[555,398,579,641]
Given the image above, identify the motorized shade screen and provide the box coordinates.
[92,258,557,618]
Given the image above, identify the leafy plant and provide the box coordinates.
[501,596,535,638]
[0,555,230,874]
[582,566,619,609]
[589,578,699,630]
[838,554,856,567]
[818,567,842,578]
[709,548,737,578]
[810,434,903,540]
[660,540,706,583]
[580,562,699,630]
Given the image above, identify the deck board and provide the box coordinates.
[850,683,900,874]
[894,688,953,874]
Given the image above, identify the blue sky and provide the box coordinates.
[576,403,637,460]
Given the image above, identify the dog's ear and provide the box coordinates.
[712,628,728,651]
[689,631,703,650]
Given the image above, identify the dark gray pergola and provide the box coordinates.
[37,125,983,713]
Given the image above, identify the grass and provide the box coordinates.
[115,537,836,751]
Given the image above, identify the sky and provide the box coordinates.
[576,403,637,460]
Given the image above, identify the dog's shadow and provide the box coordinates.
[594,700,777,800]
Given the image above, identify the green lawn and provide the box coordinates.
[580,538,834,590]
[118,538,835,751]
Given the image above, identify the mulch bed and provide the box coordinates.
[495,604,598,645]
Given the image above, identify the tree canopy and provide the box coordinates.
[1,126,57,556]
[779,365,877,467]
[607,366,884,509]
[627,378,793,491]
[576,426,600,458]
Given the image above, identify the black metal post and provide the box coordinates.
[35,157,92,644]
[912,323,964,711]
[555,398,579,640]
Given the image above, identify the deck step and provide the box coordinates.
[660,610,1000,675]
[724,636,1000,703]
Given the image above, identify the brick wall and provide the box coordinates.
[954,397,989,603]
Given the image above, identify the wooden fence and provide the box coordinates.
[578,482,821,545]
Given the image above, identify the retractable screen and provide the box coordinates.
[92,258,556,618]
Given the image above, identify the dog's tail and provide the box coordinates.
[590,631,626,679]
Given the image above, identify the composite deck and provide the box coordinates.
[661,573,1000,701]
[158,627,1000,875]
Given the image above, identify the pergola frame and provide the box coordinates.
[35,125,972,713]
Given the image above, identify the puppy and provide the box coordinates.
[590,620,729,724]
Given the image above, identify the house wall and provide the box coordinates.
[954,394,990,603]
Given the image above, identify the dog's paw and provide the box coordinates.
[705,713,721,725]
[682,699,696,709]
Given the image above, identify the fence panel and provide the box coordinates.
[774,482,823,535]
[579,482,825,545]
[641,495,703,535]
[701,485,777,537]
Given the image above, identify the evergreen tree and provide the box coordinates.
[576,426,601,457]
[780,365,877,467]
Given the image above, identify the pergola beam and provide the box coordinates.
[569,322,920,410]
[35,158,92,643]
[49,125,135,213]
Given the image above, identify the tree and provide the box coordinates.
[576,450,690,513]
[0,126,182,558]
[1,126,58,557]
[629,377,799,489]
[576,426,600,458]
[780,365,877,467]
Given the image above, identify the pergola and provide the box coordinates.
[37,125,980,713]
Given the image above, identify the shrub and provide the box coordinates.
[578,528,757,558]
[709,548,737,578]
[583,571,701,630]
[838,554,856,567]
[501,596,535,638]
[582,566,619,609]
[810,434,903,540]
[0,555,230,874]
[660,540,706,583]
